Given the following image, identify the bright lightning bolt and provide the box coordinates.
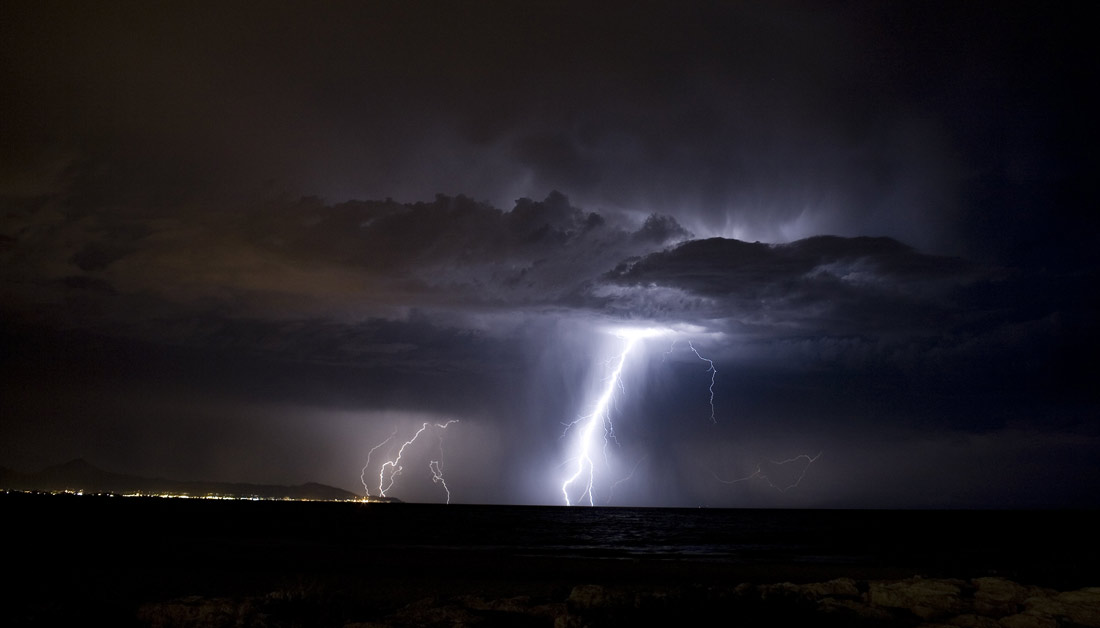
[714,452,823,492]
[558,324,820,505]
[561,336,637,506]
[363,420,458,503]
[561,327,669,506]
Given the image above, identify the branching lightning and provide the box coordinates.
[558,324,821,505]
[714,452,823,492]
[561,334,639,506]
[361,420,458,503]
[428,460,451,504]
[607,454,647,505]
[663,338,718,423]
[360,429,397,497]
[561,327,726,506]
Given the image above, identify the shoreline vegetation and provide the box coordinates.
[136,576,1100,628]
[5,491,1097,626]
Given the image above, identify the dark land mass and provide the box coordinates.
[4,492,1099,627]
[0,458,364,501]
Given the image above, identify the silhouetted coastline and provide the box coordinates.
[0,458,363,501]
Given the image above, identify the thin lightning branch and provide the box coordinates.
[429,460,451,504]
[662,339,678,361]
[378,425,430,496]
[687,340,717,423]
[663,338,717,423]
[559,415,586,437]
[714,452,823,492]
[606,454,647,505]
[360,430,396,497]
[428,432,453,504]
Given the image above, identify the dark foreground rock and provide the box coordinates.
[134,577,1100,628]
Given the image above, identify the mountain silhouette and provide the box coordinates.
[0,459,362,501]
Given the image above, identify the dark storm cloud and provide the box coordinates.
[4,186,991,356]
[598,235,972,329]
[3,186,1091,401]
[0,191,691,331]
[5,1,1094,263]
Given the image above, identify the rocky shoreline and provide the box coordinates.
[135,576,1099,627]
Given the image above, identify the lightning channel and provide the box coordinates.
[688,340,718,423]
[428,460,451,504]
[714,452,823,492]
[561,334,639,506]
[557,325,819,505]
[662,339,718,423]
[606,454,647,505]
[360,429,396,497]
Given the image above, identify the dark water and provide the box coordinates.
[6,493,1097,589]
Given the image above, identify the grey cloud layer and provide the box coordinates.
[3,193,688,326]
[8,191,1082,421]
[3,193,987,346]
[600,235,974,331]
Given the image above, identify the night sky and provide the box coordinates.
[2,1,1097,507]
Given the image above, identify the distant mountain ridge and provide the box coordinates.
[0,458,364,501]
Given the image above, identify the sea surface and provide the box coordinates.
[6,492,1097,589]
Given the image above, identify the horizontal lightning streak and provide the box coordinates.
[714,452,823,492]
